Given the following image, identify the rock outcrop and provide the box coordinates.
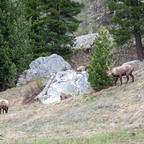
[122,60,144,71]
[35,70,91,104]
[73,32,113,49]
[17,54,72,86]
[73,33,97,49]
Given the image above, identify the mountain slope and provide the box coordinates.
[74,0,111,36]
[0,73,144,143]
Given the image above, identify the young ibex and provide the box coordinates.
[60,92,72,101]
[108,64,134,85]
[84,42,94,52]
[0,99,9,114]
[77,65,89,72]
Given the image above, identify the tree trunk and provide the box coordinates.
[2,79,7,91]
[135,34,144,61]
[133,0,144,61]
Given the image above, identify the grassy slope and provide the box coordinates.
[0,75,144,144]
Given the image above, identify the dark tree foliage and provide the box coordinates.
[25,0,83,59]
[40,0,84,59]
[0,0,32,91]
[88,27,115,91]
[25,0,47,59]
[108,0,144,61]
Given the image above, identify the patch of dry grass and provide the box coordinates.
[23,79,45,104]
[0,74,144,143]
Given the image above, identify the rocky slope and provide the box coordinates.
[73,0,112,36]
[0,71,144,143]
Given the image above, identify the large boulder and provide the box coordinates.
[122,60,144,71]
[35,70,91,104]
[73,33,97,49]
[73,32,113,49]
[17,54,72,86]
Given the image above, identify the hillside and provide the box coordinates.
[72,0,113,36]
[0,72,144,143]
[72,0,111,36]
[69,46,138,71]
[0,1,144,143]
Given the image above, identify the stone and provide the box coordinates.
[73,32,113,49]
[122,60,144,71]
[35,70,91,104]
[17,54,72,86]
[136,71,144,77]
[73,33,97,49]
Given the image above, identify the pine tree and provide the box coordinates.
[25,0,83,59]
[88,27,115,90]
[41,0,84,59]
[0,46,13,90]
[0,0,32,90]
[10,0,32,72]
[25,0,47,59]
[108,0,144,61]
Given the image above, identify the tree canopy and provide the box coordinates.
[0,0,32,90]
[0,0,83,91]
[108,0,144,61]
[25,0,47,59]
[88,27,115,90]
[25,0,84,59]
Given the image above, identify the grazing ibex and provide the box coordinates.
[84,42,94,52]
[77,65,89,72]
[60,92,72,101]
[108,64,134,85]
[0,99,9,114]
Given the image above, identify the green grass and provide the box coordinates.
[14,128,144,144]
[1,72,144,143]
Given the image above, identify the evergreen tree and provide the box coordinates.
[88,27,115,90]
[25,0,47,59]
[108,0,144,61]
[10,0,32,72]
[0,0,32,90]
[41,0,84,59]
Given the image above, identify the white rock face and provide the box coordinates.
[122,60,144,71]
[73,33,98,49]
[73,32,113,49]
[35,70,91,104]
[17,54,72,86]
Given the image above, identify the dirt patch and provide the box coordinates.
[0,75,144,143]
[0,45,143,143]
[68,46,138,71]
[68,49,90,70]
[113,47,138,66]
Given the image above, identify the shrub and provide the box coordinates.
[23,79,45,104]
[88,26,116,90]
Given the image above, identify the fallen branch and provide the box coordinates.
[35,73,56,100]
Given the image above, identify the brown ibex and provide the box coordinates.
[0,99,9,114]
[108,64,134,85]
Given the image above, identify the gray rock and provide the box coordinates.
[35,70,91,104]
[137,94,141,101]
[136,71,144,77]
[73,32,113,49]
[17,54,72,86]
[73,33,98,49]
[122,60,144,71]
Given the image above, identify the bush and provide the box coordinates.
[23,79,45,104]
[88,26,116,90]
